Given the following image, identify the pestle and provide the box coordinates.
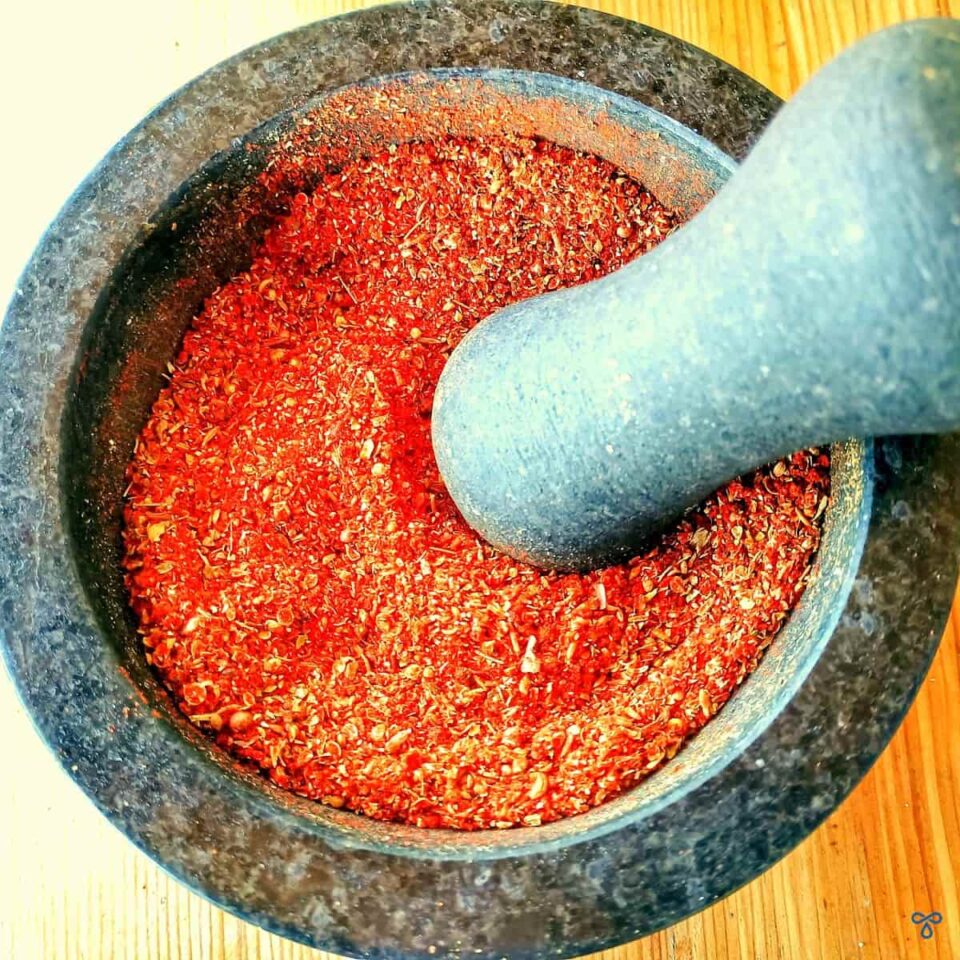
[431,18,960,572]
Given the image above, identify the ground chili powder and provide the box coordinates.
[123,134,830,830]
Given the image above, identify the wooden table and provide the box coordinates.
[1,2,957,958]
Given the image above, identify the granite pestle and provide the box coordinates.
[433,19,960,570]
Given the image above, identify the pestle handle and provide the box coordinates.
[432,18,960,572]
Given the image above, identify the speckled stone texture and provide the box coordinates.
[1,3,958,958]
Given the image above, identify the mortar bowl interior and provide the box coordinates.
[61,69,871,858]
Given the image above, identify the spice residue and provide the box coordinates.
[123,135,829,830]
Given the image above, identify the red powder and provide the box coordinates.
[123,135,829,830]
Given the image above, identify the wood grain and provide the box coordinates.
[0,2,958,958]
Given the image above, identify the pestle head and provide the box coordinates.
[432,19,960,571]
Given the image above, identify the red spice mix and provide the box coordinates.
[123,135,830,830]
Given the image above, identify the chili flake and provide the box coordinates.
[123,135,829,830]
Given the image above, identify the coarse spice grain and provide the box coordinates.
[123,134,830,830]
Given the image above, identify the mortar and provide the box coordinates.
[1,3,957,957]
